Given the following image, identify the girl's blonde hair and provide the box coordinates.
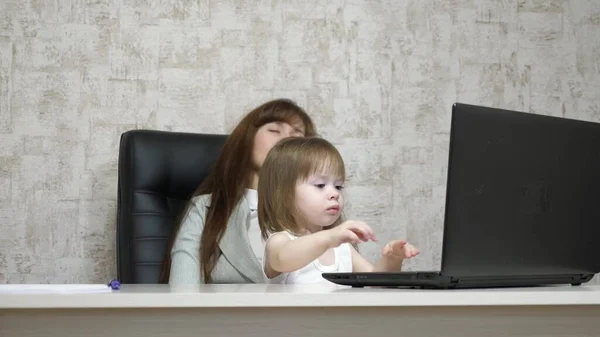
[257,137,346,240]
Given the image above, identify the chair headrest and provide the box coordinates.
[118,129,228,199]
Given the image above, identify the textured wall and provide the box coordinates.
[0,0,599,284]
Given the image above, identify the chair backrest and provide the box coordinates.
[116,129,227,283]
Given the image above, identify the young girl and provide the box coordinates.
[257,137,419,284]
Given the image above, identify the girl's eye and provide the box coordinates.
[315,184,325,189]
[336,186,344,190]
[269,129,280,133]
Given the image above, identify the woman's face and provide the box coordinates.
[252,121,305,170]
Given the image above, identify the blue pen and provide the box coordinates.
[108,279,121,290]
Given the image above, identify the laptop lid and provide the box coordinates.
[439,103,600,278]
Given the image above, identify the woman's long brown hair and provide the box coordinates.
[160,99,316,283]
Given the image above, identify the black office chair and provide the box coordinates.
[116,129,227,284]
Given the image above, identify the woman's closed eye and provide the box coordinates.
[268,129,280,133]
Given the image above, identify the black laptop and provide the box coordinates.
[323,103,600,289]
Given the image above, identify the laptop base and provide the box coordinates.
[322,272,596,289]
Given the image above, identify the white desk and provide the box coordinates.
[1,284,599,337]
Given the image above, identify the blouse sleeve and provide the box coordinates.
[169,198,207,284]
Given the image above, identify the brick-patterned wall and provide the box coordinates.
[0,0,599,284]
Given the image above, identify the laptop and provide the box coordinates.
[323,103,600,289]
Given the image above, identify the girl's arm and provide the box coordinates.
[350,240,419,272]
[264,221,377,278]
[264,231,333,278]
[349,246,404,272]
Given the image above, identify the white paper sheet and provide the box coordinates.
[0,284,113,294]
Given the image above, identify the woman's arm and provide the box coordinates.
[169,198,207,284]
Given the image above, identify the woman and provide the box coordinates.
[163,99,317,284]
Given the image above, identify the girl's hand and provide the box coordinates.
[328,220,377,247]
[381,240,419,260]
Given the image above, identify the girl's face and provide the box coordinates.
[295,172,345,232]
[252,121,305,170]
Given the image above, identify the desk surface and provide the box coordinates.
[1,284,600,309]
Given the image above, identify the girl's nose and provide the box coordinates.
[329,189,339,200]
